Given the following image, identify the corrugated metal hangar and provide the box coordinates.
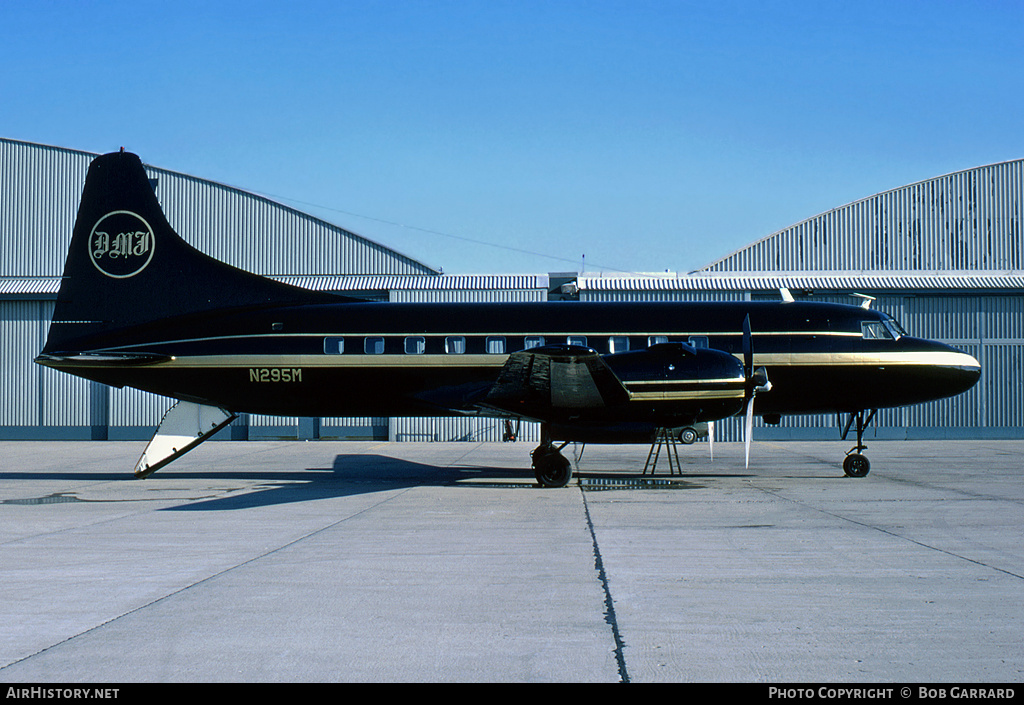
[2,137,1022,443]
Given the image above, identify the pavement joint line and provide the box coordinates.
[748,482,1024,582]
[444,442,488,471]
[580,487,630,684]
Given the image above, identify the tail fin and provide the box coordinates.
[42,150,338,354]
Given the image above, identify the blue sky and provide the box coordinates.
[3,1,1023,275]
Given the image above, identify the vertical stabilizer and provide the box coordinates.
[42,150,336,354]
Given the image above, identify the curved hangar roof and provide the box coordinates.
[699,158,1023,274]
[1,137,438,282]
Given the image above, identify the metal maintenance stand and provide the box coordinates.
[643,427,682,476]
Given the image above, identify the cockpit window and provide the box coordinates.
[883,316,907,339]
[861,321,893,340]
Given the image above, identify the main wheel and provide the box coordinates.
[843,453,870,478]
[678,427,699,444]
[533,449,573,488]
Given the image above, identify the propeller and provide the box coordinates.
[741,315,772,469]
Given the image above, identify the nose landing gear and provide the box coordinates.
[841,409,877,478]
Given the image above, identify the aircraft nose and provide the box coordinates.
[948,349,982,395]
[929,341,982,397]
[891,338,981,407]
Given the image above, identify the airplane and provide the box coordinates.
[34,150,982,486]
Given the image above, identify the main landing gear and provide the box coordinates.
[841,409,877,478]
[532,427,573,488]
[531,442,572,487]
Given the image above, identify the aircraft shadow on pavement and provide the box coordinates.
[159,453,736,511]
[161,454,535,511]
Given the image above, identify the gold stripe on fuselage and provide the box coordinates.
[168,354,507,368]
[625,378,746,402]
[735,351,980,368]
[628,390,746,401]
[56,349,979,371]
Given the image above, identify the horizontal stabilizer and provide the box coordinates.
[134,401,236,478]
[35,351,171,367]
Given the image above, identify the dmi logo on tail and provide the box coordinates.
[88,210,155,279]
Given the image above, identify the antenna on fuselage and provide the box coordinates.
[851,293,876,309]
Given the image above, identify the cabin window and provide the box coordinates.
[567,335,587,347]
[486,336,506,354]
[688,336,709,349]
[608,336,629,354]
[861,322,893,340]
[445,336,466,354]
[364,337,385,354]
[524,336,545,350]
[323,337,345,355]
[648,335,668,346]
[404,336,425,354]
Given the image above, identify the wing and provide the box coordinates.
[483,344,631,415]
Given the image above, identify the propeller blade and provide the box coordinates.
[742,314,755,468]
[742,314,753,384]
[744,396,755,469]
[708,421,714,462]
[739,317,774,469]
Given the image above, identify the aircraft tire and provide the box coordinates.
[533,449,572,488]
[843,453,870,478]
[678,427,699,444]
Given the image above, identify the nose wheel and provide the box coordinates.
[843,452,870,478]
